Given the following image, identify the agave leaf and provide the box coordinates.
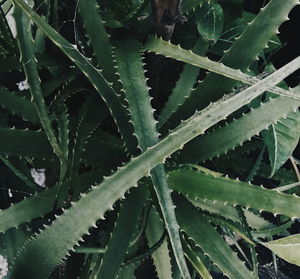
[176,87,300,163]
[0,185,58,233]
[13,1,64,162]
[11,0,135,153]
[162,0,300,125]
[78,0,118,87]
[114,37,190,278]
[260,234,300,266]
[144,37,300,101]
[158,37,208,128]
[83,128,128,170]
[9,55,299,278]
[96,186,147,279]
[0,127,54,158]
[182,239,213,279]
[145,206,173,279]
[0,87,39,124]
[117,264,137,279]
[176,196,253,279]
[262,111,300,176]
[252,220,293,239]
[70,96,107,175]
[0,169,104,234]
[0,155,38,191]
[168,169,300,218]
[188,197,274,230]
[57,108,70,171]
[42,68,80,98]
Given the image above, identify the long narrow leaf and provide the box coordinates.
[168,169,300,218]
[144,37,300,101]
[11,0,136,153]
[13,2,63,161]
[114,37,190,278]
[10,55,300,278]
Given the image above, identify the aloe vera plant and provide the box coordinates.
[0,0,299,278]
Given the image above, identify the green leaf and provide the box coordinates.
[13,1,64,162]
[11,0,135,153]
[166,0,300,125]
[176,87,300,163]
[194,1,224,43]
[114,37,191,278]
[78,0,118,87]
[262,111,300,176]
[96,186,147,279]
[182,239,213,279]
[158,37,208,128]
[188,197,274,230]
[145,206,172,279]
[0,127,54,158]
[0,185,61,233]
[144,37,300,101]
[260,234,300,266]
[9,56,299,278]
[0,170,103,234]
[168,169,300,218]
[0,155,38,191]
[0,87,39,124]
[176,196,253,279]
[83,128,128,170]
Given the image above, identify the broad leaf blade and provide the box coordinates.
[262,111,300,176]
[261,234,300,266]
[194,1,224,43]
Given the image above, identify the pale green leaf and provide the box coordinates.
[261,234,300,266]
[262,111,300,176]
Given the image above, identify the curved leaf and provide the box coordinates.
[262,111,300,176]
[9,55,299,277]
[97,186,147,279]
[168,169,300,218]
[11,0,135,153]
[164,0,300,125]
[78,0,118,87]
[114,37,191,278]
[144,37,300,101]
[13,2,63,162]
[261,234,300,266]
[0,87,39,124]
[0,127,53,158]
[182,239,213,279]
[176,88,300,163]
[176,196,253,279]
[146,206,173,279]
[158,37,208,128]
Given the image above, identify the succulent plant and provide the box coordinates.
[0,0,299,278]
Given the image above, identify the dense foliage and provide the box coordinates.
[0,0,299,278]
